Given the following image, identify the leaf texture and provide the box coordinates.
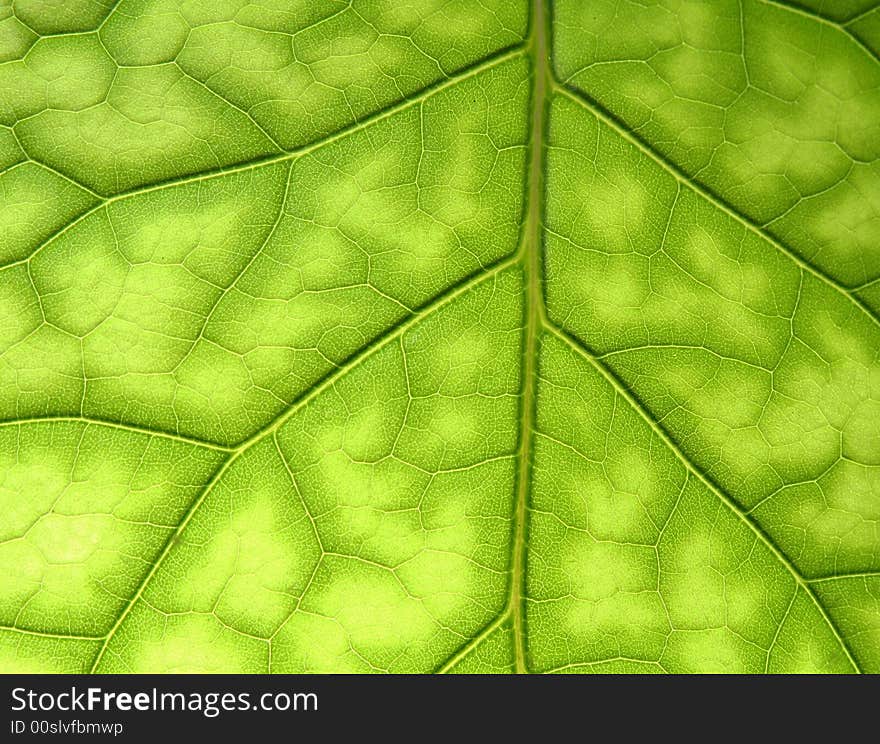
[0,0,878,673]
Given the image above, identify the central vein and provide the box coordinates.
[510,0,549,675]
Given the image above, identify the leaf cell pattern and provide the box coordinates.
[0,0,878,673]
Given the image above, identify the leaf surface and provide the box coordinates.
[0,0,878,673]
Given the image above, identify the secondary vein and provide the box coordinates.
[552,84,880,333]
[546,322,862,674]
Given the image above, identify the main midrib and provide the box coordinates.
[441,0,861,675]
[510,0,549,675]
[1,0,863,673]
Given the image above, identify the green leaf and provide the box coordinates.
[0,0,878,674]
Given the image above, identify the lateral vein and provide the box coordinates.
[546,322,862,674]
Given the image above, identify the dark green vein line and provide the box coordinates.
[545,322,862,674]
[844,4,880,26]
[765,588,799,672]
[173,64,285,152]
[808,571,880,583]
[0,44,526,273]
[0,240,522,455]
[436,613,510,673]
[552,84,880,333]
[758,0,880,65]
[544,658,666,674]
[229,256,520,454]
[0,415,233,452]
[7,155,103,200]
[854,275,880,291]
[88,256,519,671]
[88,446,236,672]
[95,0,126,32]
[168,161,294,377]
[0,626,104,642]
